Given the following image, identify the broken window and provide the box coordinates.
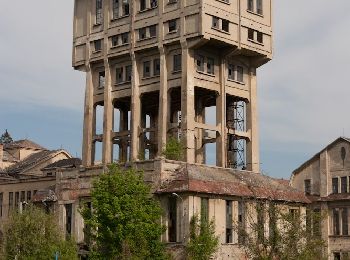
[96,0,103,24]
[153,58,160,76]
[113,0,119,19]
[226,201,233,243]
[207,57,214,74]
[121,32,129,44]
[65,204,73,238]
[304,179,311,195]
[173,54,181,72]
[122,0,129,16]
[143,61,151,78]
[150,0,158,8]
[168,19,177,33]
[341,176,347,193]
[342,208,348,235]
[332,177,339,194]
[201,198,209,223]
[196,55,204,72]
[139,27,147,40]
[222,19,229,32]
[149,25,157,37]
[212,16,219,29]
[333,209,340,235]
[125,65,132,82]
[168,197,177,242]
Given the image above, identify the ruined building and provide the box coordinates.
[291,137,350,260]
[58,0,310,259]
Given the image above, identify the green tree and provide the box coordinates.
[2,205,78,260]
[162,137,183,161]
[81,164,167,260]
[0,130,13,144]
[236,201,326,260]
[186,215,219,260]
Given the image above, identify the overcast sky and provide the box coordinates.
[1,1,350,179]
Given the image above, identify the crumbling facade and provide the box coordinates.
[291,137,350,260]
[73,0,274,172]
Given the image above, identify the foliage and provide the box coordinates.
[2,205,78,260]
[81,164,168,260]
[162,137,183,161]
[186,215,219,260]
[236,201,326,260]
[0,129,13,144]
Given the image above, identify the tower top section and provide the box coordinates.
[72,0,273,69]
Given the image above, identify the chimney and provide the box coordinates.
[0,144,3,162]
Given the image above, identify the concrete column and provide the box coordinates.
[181,42,195,163]
[195,97,204,164]
[246,67,259,173]
[157,46,168,157]
[216,56,226,167]
[102,60,113,164]
[131,53,141,161]
[82,66,94,166]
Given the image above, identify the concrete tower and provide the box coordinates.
[72,0,273,172]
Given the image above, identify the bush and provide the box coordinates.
[162,137,183,161]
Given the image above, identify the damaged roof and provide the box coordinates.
[4,139,46,150]
[42,158,82,171]
[32,186,57,202]
[157,164,309,203]
[5,150,63,175]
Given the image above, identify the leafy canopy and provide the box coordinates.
[3,205,78,260]
[186,215,219,260]
[81,164,168,260]
[162,137,183,161]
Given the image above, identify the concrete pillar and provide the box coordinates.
[158,46,168,157]
[195,97,205,164]
[82,66,94,166]
[131,53,141,161]
[181,42,195,163]
[246,67,259,173]
[102,60,113,164]
[216,56,226,167]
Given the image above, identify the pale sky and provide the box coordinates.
[1,1,349,178]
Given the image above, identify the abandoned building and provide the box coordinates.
[48,0,311,259]
[291,137,350,260]
[0,131,77,232]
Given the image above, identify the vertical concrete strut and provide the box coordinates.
[158,46,168,157]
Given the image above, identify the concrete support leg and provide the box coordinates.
[216,56,226,167]
[102,60,113,165]
[181,42,195,163]
[82,67,94,166]
[158,47,168,157]
[131,53,141,161]
[246,67,259,172]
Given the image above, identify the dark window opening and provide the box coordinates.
[248,28,254,40]
[257,31,263,43]
[139,27,146,40]
[207,57,214,74]
[153,59,160,76]
[111,35,118,47]
[96,0,103,24]
[113,0,119,19]
[333,209,340,236]
[196,55,204,72]
[125,65,132,82]
[212,16,219,29]
[149,25,157,37]
[304,179,311,195]
[168,197,177,242]
[65,204,73,238]
[140,0,146,11]
[341,176,347,193]
[173,54,182,72]
[123,0,130,16]
[168,20,177,32]
[143,61,151,78]
[98,71,105,88]
[343,208,348,236]
[201,198,209,223]
[121,32,129,44]
[226,201,233,243]
[222,19,229,32]
[332,178,339,194]
[94,39,102,52]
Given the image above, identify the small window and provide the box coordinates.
[98,71,105,88]
[149,25,157,38]
[20,191,25,202]
[113,0,119,19]
[332,177,339,194]
[143,61,151,78]
[341,177,347,193]
[173,54,182,72]
[342,208,348,235]
[248,28,254,41]
[139,28,147,40]
[140,0,146,11]
[236,66,244,82]
[125,65,132,82]
[168,19,177,33]
[334,252,341,260]
[196,55,204,72]
[304,179,311,195]
[65,204,73,237]
[256,0,263,15]
[96,0,103,25]
[121,32,129,44]
[27,191,31,202]
[116,67,124,84]
[222,19,229,32]
[207,57,214,74]
[226,201,233,243]
[111,35,118,47]
[201,198,209,223]
[94,39,102,52]
[247,0,254,12]
[228,64,234,80]
[212,16,219,29]
[238,201,245,244]
[153,59,160,76]
[0,193,3,217]
[257,31,263,43]
[9,192,13,213]
[122,0,130,16]
[150,0,158,8]
[333,209,340,235]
